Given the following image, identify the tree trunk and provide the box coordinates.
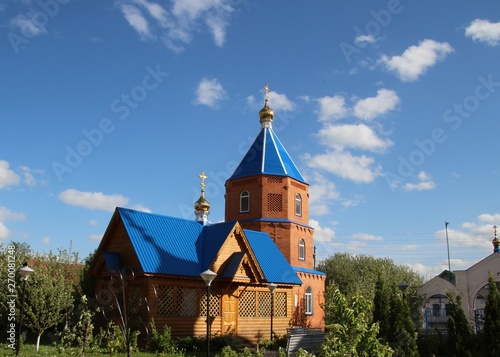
[36,333,41,351]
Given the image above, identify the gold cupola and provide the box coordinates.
[259,84,274,128]
[194,171,210,225]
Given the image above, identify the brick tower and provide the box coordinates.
[225,85,325,328]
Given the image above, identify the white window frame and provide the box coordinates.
[240,190,250,213]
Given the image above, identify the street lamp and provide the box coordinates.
[16,262,34,356]
[398,281,409,299]
[268,283,277,342]
[200,269,217,357]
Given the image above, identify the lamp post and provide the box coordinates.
[16,262,34,356]
[398,281,409,299]
[200,269,217,357]
[268,283,277,342]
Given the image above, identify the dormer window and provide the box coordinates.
[240,190,250,213]
[295,193,302,216]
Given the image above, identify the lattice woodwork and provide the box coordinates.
[239,290,256,317]
[199,289,221,316]
[128,284,143,315]
[268,193,282,212]
[176,287,198,317]
[258,291,271,317]
[267,177,283,183]
[158,286,174,317]
[275,292,287,317]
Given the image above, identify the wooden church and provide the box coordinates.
[89,86,326,343]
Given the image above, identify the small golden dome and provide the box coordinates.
[259,84,274,125]
[194,191,210,211]
[259,101,274,122]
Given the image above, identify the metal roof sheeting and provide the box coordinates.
[244,229,302,285]
[116,208,301,285]
[230,128,306,183]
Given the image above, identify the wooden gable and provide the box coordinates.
[89,210,144,279]
[210,222,265,284]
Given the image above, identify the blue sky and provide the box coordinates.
[1,0,500,280]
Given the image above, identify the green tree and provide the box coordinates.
[483,276,500,356]
[373,273,391,343]
[388,284,418,357]
[446,294,474,357]
[0,241,32,340]
[22,249,78,351]
[321,284,393,356]
[317,253,424,325]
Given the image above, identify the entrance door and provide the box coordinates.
[222,293,238,335]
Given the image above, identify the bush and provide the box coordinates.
[147,319,178,354]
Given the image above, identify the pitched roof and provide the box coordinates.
[244,229,302,284]
[114,207,301,285]
[229,127,306,183]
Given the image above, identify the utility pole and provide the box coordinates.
[445,221,451,271]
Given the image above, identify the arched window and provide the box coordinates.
[299,239,305,260]
[305,286,313,315]
[295,193,302,216]
[240,190,249,213]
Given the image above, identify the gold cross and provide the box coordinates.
[198,171,207,188]
[494,225,498,239]
[264,84,270,101]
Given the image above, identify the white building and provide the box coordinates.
[418,227,500,333]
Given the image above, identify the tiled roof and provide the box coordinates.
[229,127,306,183]
[115,207,301,284]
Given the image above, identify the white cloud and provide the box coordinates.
[10,13,48,37]
[131,204,152,212]
[352,233,384,241]
[355,34,376,46]
[308,172,340,216]
[379,39,454,81]
[42,236,50,245]
[0,160,21,189]
[117,0,235,52]
[465,19,500,46]
[269,91,294,111]
[353,89,400,120]
[317,123,393,153]
[194,77,227,108]
[317,95,348,121]
[58,189,129,211]
[402,171,436,191]
[0,207,26,242]
[304,150,381,184]
[309,219,335,243]
[477,213,500,224]
[120,4,152,39]
[89,220,98,226]
[89,234,103,241]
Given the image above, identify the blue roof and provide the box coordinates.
[293,266,327,276]
[114,208,301,284]
[229,127,306,183]
[118,207,203,276]
[244,229,302,284]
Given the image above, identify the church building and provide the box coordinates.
[89,85,326,343]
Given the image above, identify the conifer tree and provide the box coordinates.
[373,273,391,343]
[446,294,474,357]
[389,283,418,357]
[483,276,500,356]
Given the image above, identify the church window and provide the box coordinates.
[305,286,313,315]
[295,193,302,216]
[299,239,305,260]
[240,190,249,213]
